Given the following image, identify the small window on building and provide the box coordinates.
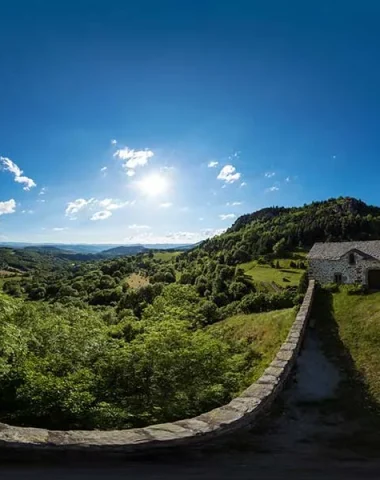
[334,273,343,284]
[349,253,356,265]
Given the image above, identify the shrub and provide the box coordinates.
[346,284,368,296]
[218,301,241,319]
[298,271,309,294]
[324,283,340,293]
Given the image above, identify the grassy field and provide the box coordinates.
[239,258,304,290]
[209,308,295,383]
[313,286,380,418]
[125,272,150,289]
[153,251,181,261]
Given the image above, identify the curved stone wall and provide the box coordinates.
[0,280,316,454]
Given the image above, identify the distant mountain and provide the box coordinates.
[141,244,195,250]
[100,245,149,257]
[0,242,195,254]
[23,245,75,255]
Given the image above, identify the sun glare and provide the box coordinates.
[138,173,169,196]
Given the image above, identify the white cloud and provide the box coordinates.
[113,147,154,176]
[21,209,34,214]
[100,166,107,173]
[65,197,134,220]
[208,161,219,168]
[219,213,236,220]
[128,224,151,230]
[0,157,21,176]
[217,165,241,183]
[265,172,276,178]
[91,211,112,221]
[97,198,133,210]
[240,182,247,187]
[53,227,68,231]
[226,201,242,206]
[0,156,36,191]
[199,217,204,221]
[37,199,46,203]
[65,198,94,217]
[266,186,279,192]
[0,199,16,216]
[39,187,47,195]
[285,176,291,183]
[111,139,117,145]
[159,202,173,208]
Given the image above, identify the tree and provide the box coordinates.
[29,286,46,300]
[273,238,287,257]
[228,281,250,300]
[2,280,22,297]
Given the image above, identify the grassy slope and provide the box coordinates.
[209,308,295,384]
[153,251,180,261]
[125,272,150,289]
[311,285,380,433]
[329,288,380,403]
[240,258,303,289]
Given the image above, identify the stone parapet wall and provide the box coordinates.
[0,281,316,454]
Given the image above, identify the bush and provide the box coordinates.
[346,284,368,296]
[218,301,241,319]
[298,271,309,294]
[238,290,296,314]
[324,283,340,293]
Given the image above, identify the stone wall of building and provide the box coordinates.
[0,281,316,455]
[309,251,380,285]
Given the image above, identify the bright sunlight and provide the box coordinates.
[138,173,169,196]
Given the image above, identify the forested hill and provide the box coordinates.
[195,197,380,264]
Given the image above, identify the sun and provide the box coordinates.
[138,173,169,196]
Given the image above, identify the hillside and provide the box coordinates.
[2,196,380,431]
[101,245,149,257]
[0,247,71,273]
[192,197,380,265]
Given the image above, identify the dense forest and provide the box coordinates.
[195,196,380,265]
[0,196,377,430]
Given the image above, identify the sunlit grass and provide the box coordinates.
[124,272,150,289]
[152,251,181,261]
[329,287,380,402]
[209,308,295,383]
[239,258,303,288]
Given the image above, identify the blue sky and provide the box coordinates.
[1,1,380,244]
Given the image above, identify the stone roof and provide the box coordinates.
[308,241,380,261]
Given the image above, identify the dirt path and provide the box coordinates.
[1,328,380,478]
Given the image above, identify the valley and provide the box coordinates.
[1,197,380,435]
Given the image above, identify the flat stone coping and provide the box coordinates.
[0,281,315,453]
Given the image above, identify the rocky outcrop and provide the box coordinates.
[0,281,316,454]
